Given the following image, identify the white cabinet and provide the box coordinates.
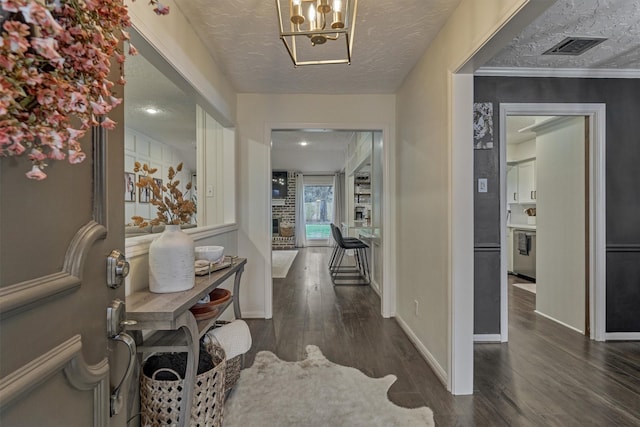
[507,165,519,203]
[518,160,536,203]
[508,160,536,204]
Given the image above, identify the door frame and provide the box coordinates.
[498,103,606,342]
[264,122,396,319]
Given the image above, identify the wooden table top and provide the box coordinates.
[126,258,246,323]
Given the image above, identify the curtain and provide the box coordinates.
[295,173,307,248]
[331,172,345,245]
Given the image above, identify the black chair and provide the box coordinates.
[328,223,360,270]
[329,224,370,285]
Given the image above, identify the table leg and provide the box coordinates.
[177,312,199,426]
[232,265,244,318]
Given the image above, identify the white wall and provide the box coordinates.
[508,137,536,162]
[271,149,345,174]
[395,0,535,389]
[535,116,586,332]
[236,94,395,318]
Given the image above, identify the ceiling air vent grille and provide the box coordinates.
[542,37,607,56]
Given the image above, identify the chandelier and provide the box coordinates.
[276,0,358,66]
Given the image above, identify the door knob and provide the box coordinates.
[107,249,130,289]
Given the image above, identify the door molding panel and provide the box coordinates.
[0,335,109,427]
[0,221,107,319]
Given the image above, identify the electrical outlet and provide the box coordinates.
[206,185,214,197]
[478,178,488,193]
[414,300,419,316]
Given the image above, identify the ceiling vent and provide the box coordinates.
[542,37,607,56]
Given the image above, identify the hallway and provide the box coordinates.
[243,247,640,426]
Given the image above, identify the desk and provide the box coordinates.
[126,258,246,426]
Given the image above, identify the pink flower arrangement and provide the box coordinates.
[0,0,168,180]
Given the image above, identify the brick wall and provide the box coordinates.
[272,171,296,249]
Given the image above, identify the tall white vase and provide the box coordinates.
[148,225,195,293]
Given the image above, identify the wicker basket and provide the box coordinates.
[211,321,243,396]
[279,223,294,237]
[140,344,226,427]
[224,355,242,395]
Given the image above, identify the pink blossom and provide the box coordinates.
[67,128,86,140]
[36,89,55,106]
[153,2,170,15]
[68,92,88,113]
[3,20,31,53]
[0,0,21,13]
[109,96,122,107]
[0,54,16,71]
[40,130,63,148]
[31,37,61,61]
[68,149,86,164]
[48,146,66,160]
[90,98,107,115]
[128,43,138,55]
[29,148,47,161]
[121,30,130,41]
[7,141,26,155]
[101,117,117,129]
[26,165,47,180]
[19,1,63,34]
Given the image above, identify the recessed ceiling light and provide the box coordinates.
[299,141,308,146]
[145,108,159,114]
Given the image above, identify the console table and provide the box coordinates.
[126,258,246,426]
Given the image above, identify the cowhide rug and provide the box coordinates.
[224,345,434,426]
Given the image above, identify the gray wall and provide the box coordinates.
[474,76,640,334]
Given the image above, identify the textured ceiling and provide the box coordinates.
[486,0,640,70]
[125,0,640,174]
[174,0,463,94]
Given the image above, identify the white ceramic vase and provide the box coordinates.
[148,225,195,293]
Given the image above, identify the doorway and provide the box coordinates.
[499,104,606,342]
[267,126,395,318]
[506,115,586,334]
[302,176,335,246]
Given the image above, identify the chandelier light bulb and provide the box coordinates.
[290,0,304,25]
[317,0,331,14]
[308,6,317,31]
[331,0,344,29]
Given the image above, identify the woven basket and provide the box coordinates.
[224,355,242,395]
[279,223,294,237]
[140,344,226,427]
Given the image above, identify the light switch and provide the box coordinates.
[478,178,488,193]
[206,185,214,197]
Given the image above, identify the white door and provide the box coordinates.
[0,110,130,424]
[535,116,587,333]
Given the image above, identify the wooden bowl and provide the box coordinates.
[189,288,232,320]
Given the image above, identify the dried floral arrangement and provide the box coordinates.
[0,0,169,180]
[131,161,196,227]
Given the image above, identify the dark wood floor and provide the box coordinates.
[243,247,640,426]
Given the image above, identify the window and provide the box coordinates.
[303,176,334,241]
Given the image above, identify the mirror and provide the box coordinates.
[124,41,235,238]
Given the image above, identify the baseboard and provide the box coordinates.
[473,334,501,343]
[239,310,267,319]
[605,332,640,341]
[395,315,448,388]
[370,278,381,296]
[534,310,584,334]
